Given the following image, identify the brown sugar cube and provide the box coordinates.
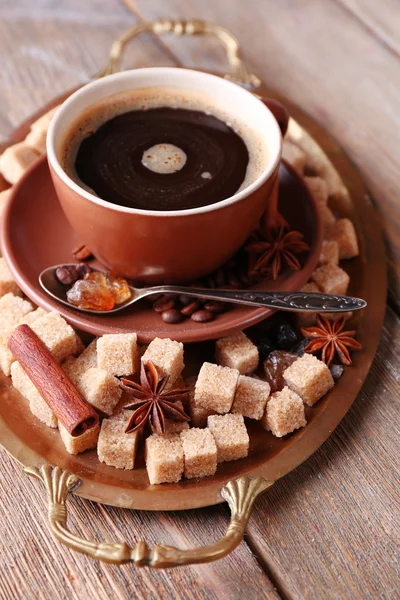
[304,176,329,208]
[23,107,58,155]
[0,307,47,376]
[189,403,216,428]
[231,375,271,420]
[180,428,217,479]
[303,148,351,209]
[194,362,239,414]
[142,337,184,386]
[61,355,79,383]
[282,141,306,175]
[163,400,190,434]
[318,240,339,266]
[97,333,138,376]
[63,338,97,383]
[328,188,353,215]
[0,293,33,331]
[11,361,57,428]
[79,367,122,415]
[297,133,353,214]
[207,414,249,463]
[329,218,359,260]
[215,331,259,375]
[74,334,86,356]
[98,411,139,469]
[145,433,184,484]
[320,205,336,239]
[284,353,334,406]
[164,419,190,435]
[63,339,98,397]
[0,308,46,376]
[29,106,59,133]
[30,311,77,363]
[188,388,216,428]
[311,264,350,296]
[0,142,40,185]
[25,128,47,154]
[0,341,17,376]
[0,189,11,217]
[20,307,47,326]
[0,257,22,297]
[262,387,306,437]
[59,422,100,455]
[295,282,320,328]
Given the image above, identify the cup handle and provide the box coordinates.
[24,465,274,567]
[260,98,289,137]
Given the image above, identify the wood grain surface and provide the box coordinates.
[0,1,399,599]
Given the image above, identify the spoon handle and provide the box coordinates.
[139,287,367,313]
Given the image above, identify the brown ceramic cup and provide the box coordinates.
[47,68,287,284]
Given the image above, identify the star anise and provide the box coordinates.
[120,361,190,435]
[301,315,362,366]
[245,225,309,280]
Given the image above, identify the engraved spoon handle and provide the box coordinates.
[136,288,367,312]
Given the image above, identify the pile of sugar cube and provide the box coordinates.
[0,257,337,485]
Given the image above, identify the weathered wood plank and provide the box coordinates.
[246,306,400,600]
[335,0,400,56]
[0,0,175,141]
[129,0,400,303]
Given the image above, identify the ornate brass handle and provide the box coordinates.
[99,18,261,88]
[25,465,273,567]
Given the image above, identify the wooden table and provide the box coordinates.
[0,1,398,598]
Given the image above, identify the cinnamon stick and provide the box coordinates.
[8,324,99,436]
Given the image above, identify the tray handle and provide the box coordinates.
[25,465,273,567]
[99,18,261,88]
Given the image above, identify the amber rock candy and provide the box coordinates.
[67,272,115,311]
[263,350,299,393]
[107,274,131,304]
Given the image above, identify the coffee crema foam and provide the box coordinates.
[61,87,269,205]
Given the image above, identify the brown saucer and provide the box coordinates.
[1,156,322,343]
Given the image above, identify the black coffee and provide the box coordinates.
[73,107,249,211]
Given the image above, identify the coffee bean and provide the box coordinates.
[161,309,183,324]
[76,263,92,278]
[191,309,214,322]
[181,300,201,316]
[55,266,77,286]
[179,294,194,306]
[153,296,176,313]
[203,301,227,314]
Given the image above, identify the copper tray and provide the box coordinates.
[0,19,387,568]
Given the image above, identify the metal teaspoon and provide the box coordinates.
[39,264,367,315]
